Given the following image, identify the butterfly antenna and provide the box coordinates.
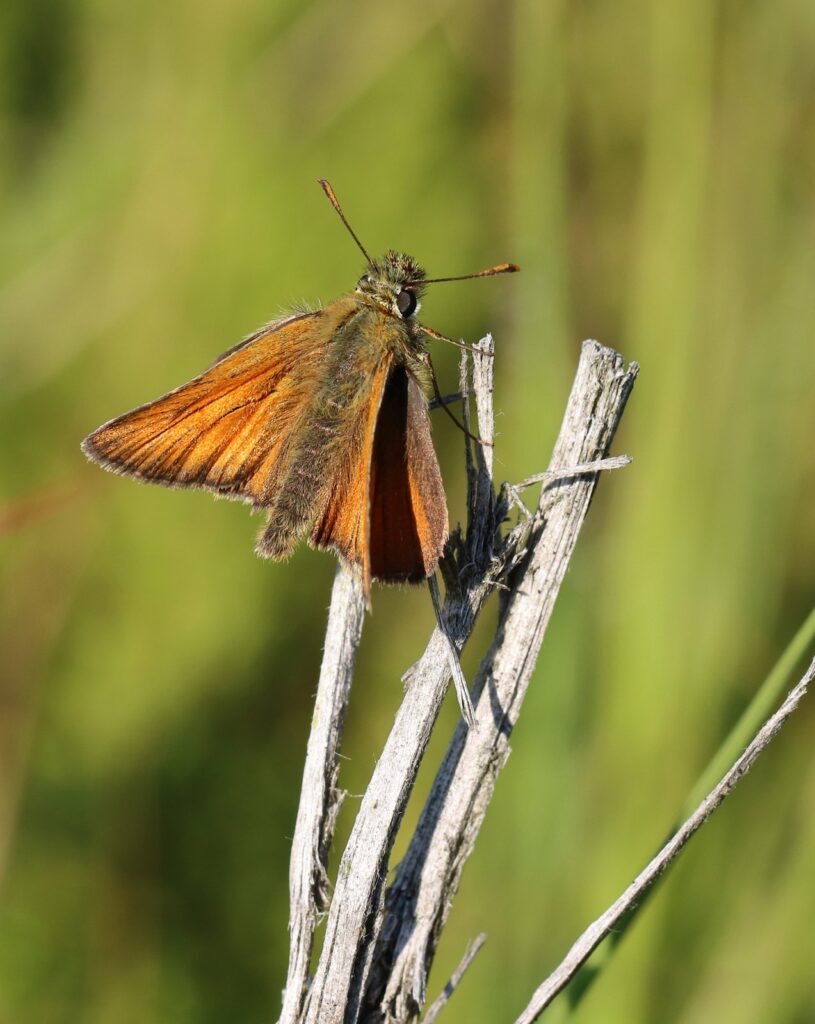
[318,179,375,270]
[408,262,520,286]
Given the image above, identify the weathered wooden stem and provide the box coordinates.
[279,566,366,1024]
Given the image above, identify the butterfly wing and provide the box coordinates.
[81,308,346,508]
[304,356,393,591]
[84,297,447,587]
[368,366,447,583]
[309,363,447,593]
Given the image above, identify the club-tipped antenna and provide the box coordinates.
[409,262,520,286]
[318,179,375,270]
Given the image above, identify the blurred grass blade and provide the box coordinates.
[680,605,815,816]
[558,604,815,1016]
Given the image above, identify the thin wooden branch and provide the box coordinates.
[513,655,815,1024]
[503,456,632,520]
[279,566,366,1024]
[517,453,633,489]
[420,934,487,1024]
[364,341,638,1023]
[471,335,495,479]
[428,574,476,728]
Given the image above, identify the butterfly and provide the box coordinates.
[81,180,519,597]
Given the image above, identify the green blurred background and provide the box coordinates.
[1,1,814,1021]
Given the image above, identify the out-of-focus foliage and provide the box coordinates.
[1,1,814,1021]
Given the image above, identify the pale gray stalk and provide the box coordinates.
[279,566,366,1024]
[420,934,487,1024]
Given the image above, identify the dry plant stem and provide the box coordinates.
[279,565,366,1024]
[521,454,632,487]
[428,574,476,728]
[471,335,495,478]
[419,933,487,1024]
[514,656,815,1024]
[366,341,638,1023]
[302,601,487,1024]
[504,456,632,520]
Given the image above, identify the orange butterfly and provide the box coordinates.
[82,181,518,596]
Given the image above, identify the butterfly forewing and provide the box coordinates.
[81,308,348,506]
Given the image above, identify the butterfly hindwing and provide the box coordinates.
[369,366,448,583]
[309,363,447,593]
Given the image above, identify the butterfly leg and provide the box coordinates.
[415,322,495,357]
[421,352,492,448]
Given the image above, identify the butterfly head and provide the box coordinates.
[318,178,519,322]
[356,250,426,320]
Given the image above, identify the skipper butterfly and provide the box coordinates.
[82,181,518,596]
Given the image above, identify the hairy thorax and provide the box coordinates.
[325,292,426,390]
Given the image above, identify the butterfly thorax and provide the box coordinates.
[355,250,426,321]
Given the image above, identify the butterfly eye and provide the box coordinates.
[396,290,417,317]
